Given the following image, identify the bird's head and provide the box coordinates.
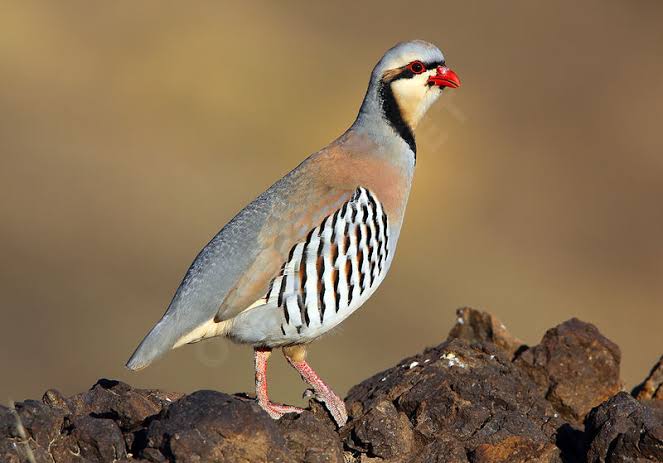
[357,40,460,144]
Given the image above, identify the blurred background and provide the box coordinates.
[1,1,662,406]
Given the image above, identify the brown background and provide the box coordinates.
[1,1,662,406]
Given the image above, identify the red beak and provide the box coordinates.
[428,66,461,89]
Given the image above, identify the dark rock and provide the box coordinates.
[66,379,183,431]
[42,389,69,410]
[0,381,181,463]
[278,401,344,463]
[142,447,168,462]
[469,436,560,463]
[70,415,127,461]
[409,438,469,463]
[0,440,21,463]
[0,309,658,462]
[514,318,621,424]
[0,405,12,437]
[345,338,565,462]
[585,392,663,463]
[0,403,39,463]
[349,399,415,460]
[10,399,66,448]
[633,355,663,402]
[145,390,291,462]
[448,307,525,359]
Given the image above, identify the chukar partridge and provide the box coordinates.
[127,40,461,427]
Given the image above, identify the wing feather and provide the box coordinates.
[127,153,355,369]
[214,186,354,321]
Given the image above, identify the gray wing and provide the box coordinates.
[126,156,353,370]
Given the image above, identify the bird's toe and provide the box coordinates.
[259,401,304,419]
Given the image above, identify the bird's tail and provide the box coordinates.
[126,313,230,370]
[125,317,177,371]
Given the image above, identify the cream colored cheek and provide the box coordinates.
[391,76,439,129]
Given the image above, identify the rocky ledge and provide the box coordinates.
[2,309,662,463]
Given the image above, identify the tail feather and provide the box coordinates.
[126,317,178,371]
[126,313,229,370]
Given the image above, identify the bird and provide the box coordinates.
[126,40,460,427]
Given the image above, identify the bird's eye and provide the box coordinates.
[407,61,426,74]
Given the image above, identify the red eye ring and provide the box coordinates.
[407,60,426,74]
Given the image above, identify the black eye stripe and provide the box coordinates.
[421,60,445,71]
[388,60,446,81]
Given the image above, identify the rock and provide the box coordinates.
[0,403,41,463]
[0,380,183,463]
[345,339,565,462]
[633,355,663,402]
[144,390,291,463]
[585,392,663,462]
[6,400,66,450]
[66,379,184,431]
[407,438,469,463]
[469,436,560,463]
[42,389,69,410]
[513,318,621,424]
[278,401,345,463]
[349,400,415,460]
[0,310,659,463]
[69,415,127,461]
[448,307,525,359]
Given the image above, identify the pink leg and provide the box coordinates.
[286,356,348,427]
[254,347,304,419]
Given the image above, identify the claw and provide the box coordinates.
[258,401,304,419]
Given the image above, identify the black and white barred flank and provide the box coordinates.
[265,187,390,339]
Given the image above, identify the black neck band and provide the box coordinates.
[378,80,416,160]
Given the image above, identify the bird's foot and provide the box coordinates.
[312,387,348,427]
[286,357,349,427]
[302,387,348,426]
[258,400,304,419]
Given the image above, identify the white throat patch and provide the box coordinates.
[390,71,442,129]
